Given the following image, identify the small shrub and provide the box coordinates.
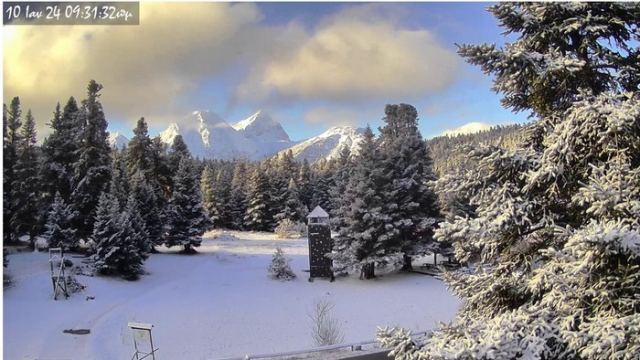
[308,299,345,346]
[268,247,296,280]
[275,219,302,239]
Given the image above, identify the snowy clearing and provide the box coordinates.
[4,231,460,360]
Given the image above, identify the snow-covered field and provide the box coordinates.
[4,231,460,360]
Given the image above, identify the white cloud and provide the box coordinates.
[237,5,460,103]
[3,3,294,136]
[442,122,493,136]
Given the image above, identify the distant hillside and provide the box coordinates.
[427,123,527,176]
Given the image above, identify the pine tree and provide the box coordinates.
[377,104,440,270]
[200,165,218,226]
[310,170,333,212]
[228,162,248,230]
[164,157,210,253]
[276,179,307,224]
[41,97,80,205]
[110,151,130,208]
[92,192,144,280]
[4,97,22,243]
[167,134,191,176]
[126,117,152,177]
[44,193,78,251]
[10,109,40,244]
[297,159,314,210]
[125,192,151,259]
[268,247,296,280]
[379,3,640,358]
[130,170,163,247]
[331,127,388,279]
[71,80,112,238]
[244,166,274,231]
[328,145,352,223]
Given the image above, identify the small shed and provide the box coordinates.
[307,206,334,282]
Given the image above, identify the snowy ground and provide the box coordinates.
[4,231,460,360]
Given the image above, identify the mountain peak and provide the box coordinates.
[232,110,290,143]
[108,131,129,149]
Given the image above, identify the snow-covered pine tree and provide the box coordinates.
[328,145,352,227]
[148,136,173,200]
[2,104,8,244]
[167,134,191,176]
[377,104,440,270]
[71,81,112,238]
[228,162,249,230]
[130,170,163,248]
[125,192,151,259]
[331,127,389,279]
[44,192,78,251]
[92,192,143,280]
[126,117,152,177]
[110,151,130,208]
[275,178,307,224]
[244,165,274,231]
[4,97,22,243]
[297,159,314,210]
[213,167,233,228]
[268,247,296,280]
[164,157,210,253]
[200,165,217,226]
[40,97,81,206]
[10,109,41,244]
[310,170,333,212]
[379,3,640,358]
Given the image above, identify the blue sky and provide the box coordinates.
[4,2,530,141]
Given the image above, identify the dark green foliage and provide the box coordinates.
[244,166,274,231]
[44,193,78,251]
[41,97,81,205]
[4,97,22,243]
[164,158,210,252]
[10,109,40,243]
[71,81,112,238]
[92,192,143,280]
[377,104,440,267]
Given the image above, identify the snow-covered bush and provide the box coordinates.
[275,219,304,239]
[268,247,296,280]
[308,299,344,346]
[34,237,49,251]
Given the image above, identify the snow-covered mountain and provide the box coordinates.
[157,110,364,162]
[108,132,129,149]
[280,126,365,163]
[159,110,295,160]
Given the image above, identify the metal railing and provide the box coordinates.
[215,331,428,360]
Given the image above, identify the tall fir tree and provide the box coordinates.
[71,81,112,238]
[328,145,352,223]
[228,162,248,230]
[275,178,307,224]
[125,192,151,259]
[200,165,218,226]
[331,127,388,279]
[297,159,313,210]
[164,157,210,253]
[92,192,144,280]
[10,109,40,244]
[44,193,78,251]
[377,104,440,270]
[129,170,163,247]
[4,97,22,242]
[244,165,274,231]
[41,97,80,205]
[379,3,640,358]
[126,117,152,177]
